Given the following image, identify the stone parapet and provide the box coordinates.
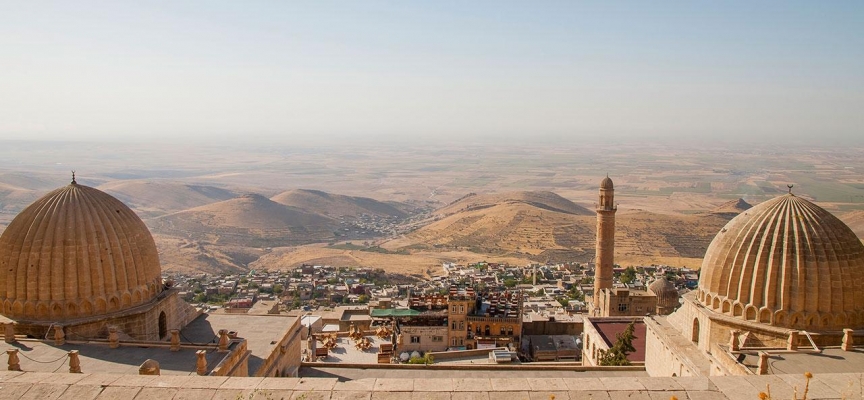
[0,371,855,399]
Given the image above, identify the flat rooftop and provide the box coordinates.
[740,347,864,375]
[183,313,298,375]
[307,335,388,364]
[5,340,223,376]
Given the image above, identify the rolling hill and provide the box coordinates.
[270,189,407,219]
[98,181,237,218]
[712,198,752,214]
[438,191,594,217]
[384,191,734,266]
[151,193,337,247]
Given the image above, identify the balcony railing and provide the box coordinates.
[467,316,520,324]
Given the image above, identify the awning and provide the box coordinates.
[370,308,422,317]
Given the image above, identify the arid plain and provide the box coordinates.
[1,139,863,278]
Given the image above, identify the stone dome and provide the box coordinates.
[697,193,864,330]
[0,182,163,322]
[600,176,614,189]
[649,278,679,310]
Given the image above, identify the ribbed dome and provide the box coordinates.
[649,278,679,309]
[0,183,163,322]
[600,176,614,189]
[698,194,864,330]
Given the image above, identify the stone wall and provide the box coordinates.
[255,316,302,377]
[8,289,200,342]
[399,326,448,353]
[211,340,250,377]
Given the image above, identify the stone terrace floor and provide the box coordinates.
[0,370,858,399]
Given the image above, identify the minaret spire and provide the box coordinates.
[594,175,617,316]
[71,171,77,185]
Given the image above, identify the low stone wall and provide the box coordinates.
[427,347,506,361]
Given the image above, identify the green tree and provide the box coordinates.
[358,294,369,303]
[273,284,284,294]
[620,267,637,285]
[599,321,636,366]
[503,279,517,288]
[557,297,569,307]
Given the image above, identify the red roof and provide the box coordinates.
[592,320,646,362]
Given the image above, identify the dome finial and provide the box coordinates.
[71,170,76,185]
[787,184,793,194]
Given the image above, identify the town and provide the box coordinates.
[165,259,698,363]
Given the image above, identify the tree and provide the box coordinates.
[620,267,636,285]
[273,284,284,294]
[358,294,369,303]
[557,297,569,307]
[503,279,517,288]
[598,321,636,366]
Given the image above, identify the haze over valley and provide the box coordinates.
[1,139,862,277]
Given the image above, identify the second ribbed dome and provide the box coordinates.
[697,193,864,330]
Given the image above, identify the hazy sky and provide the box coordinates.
[1,1,862,144]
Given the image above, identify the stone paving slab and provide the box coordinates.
[451,392,491,400]
[569,391,611,400]
[56,384,104,400]
[330,390,373,400]
[527,378,569,392]
[599,377,645,391]
[414,378,453,392]
[173,388,217,400]
[19,383,69,400]
[528,390,569,399]
[93,386,141,400]
[1,372,861,400]
[333,378,376,392]
[453,378,491,392]
[608,391,650,400]
[490,378,530,391]
[374,378,413,392]
[776,373,839,399]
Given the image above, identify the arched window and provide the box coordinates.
[485,325,491,336]
[691,318,700,344]
[159,311,168,340]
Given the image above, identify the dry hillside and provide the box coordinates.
[99,181,237,218]
[712,198,752,214]
[438,191,593,217]
[385,191,733,266]
[841,210,864,241]
[152,193,336,247]
[270,189,407,219]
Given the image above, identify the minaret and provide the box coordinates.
[594,175,617,306]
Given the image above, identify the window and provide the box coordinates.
[460,305,464,313]
[459,321,464,330]
[618,303,629,312]
[452,338,457,346]
[411,336,420,344]
[432,336,443,342]
[458,338,464,346]
[500,326,505,335]
[452,305,457,313]
[452,322,457,330]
